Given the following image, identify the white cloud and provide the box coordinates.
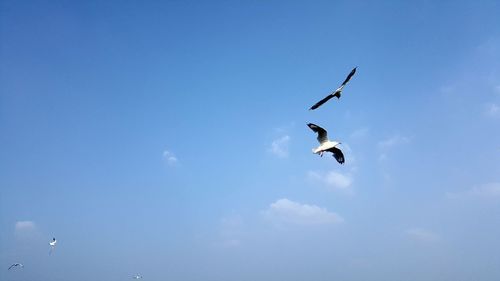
[162,150,178,166]
[308,170,353,191]
[446,182,500,199]
[378,135,410,149]
[484,103,500,118]
[15,221,35,231]
[406,228,439,242]
[269,135,290,158]
[263,198,343,225]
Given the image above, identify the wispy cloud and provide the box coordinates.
[269,135,290,158]
[376,134,411,184]
[263,198,343,225]
[15,221,36,232]
[220,215,243,236]
[219,215,243,248]
[495,85,500,95]
[484,103,500,118]
[406,227,439,242]
[350,127,369,139]
[162,150,178,166]
[378,135,410,150]
[308,170,353,192]
[221,238,241,248]
[15,221,37,239]
[377,134,411,163]
[446,182,500,200]
[439,85,455,94]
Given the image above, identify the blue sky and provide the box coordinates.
[1,1,500,280]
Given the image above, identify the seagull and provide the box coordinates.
[309,67,357,110]
[307,123,345,164]
[49,237,57,255]
[8,263,24,270]
[132,274,143,279]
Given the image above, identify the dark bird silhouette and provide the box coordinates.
[8,263,23,270]
[309,67,357,110]
[307,123,345,164]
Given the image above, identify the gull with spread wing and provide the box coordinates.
[307,123,345,164]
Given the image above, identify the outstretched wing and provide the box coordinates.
[327,146,345,164]
[8,264,15,270]
[309,93,336,110]
[307,123,328,144]
[340,67,357,87]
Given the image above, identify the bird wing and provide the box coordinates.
[8,264,14,270]
[309,93,335,110]
[307,123,328,144]
[328,146,345,164]
[340,67,357,87]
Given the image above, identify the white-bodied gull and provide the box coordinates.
[49,237,57,255]
[8,263,23,270]
[132,274,143,279]
[307,123,345,164]
[309,67,357,110]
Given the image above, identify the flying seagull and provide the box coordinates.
[49,237,57,255]
[132,274,143,279]
[307,123,345,164]
[8,263,23,270]
[309,67,357,110]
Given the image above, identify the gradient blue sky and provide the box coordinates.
[1,1,500,280]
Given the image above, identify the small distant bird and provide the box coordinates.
[132,274,143,279]
[49,237,57,255]
[309,67,357,110]
[307,123,345,164]
[8,263,23,270]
